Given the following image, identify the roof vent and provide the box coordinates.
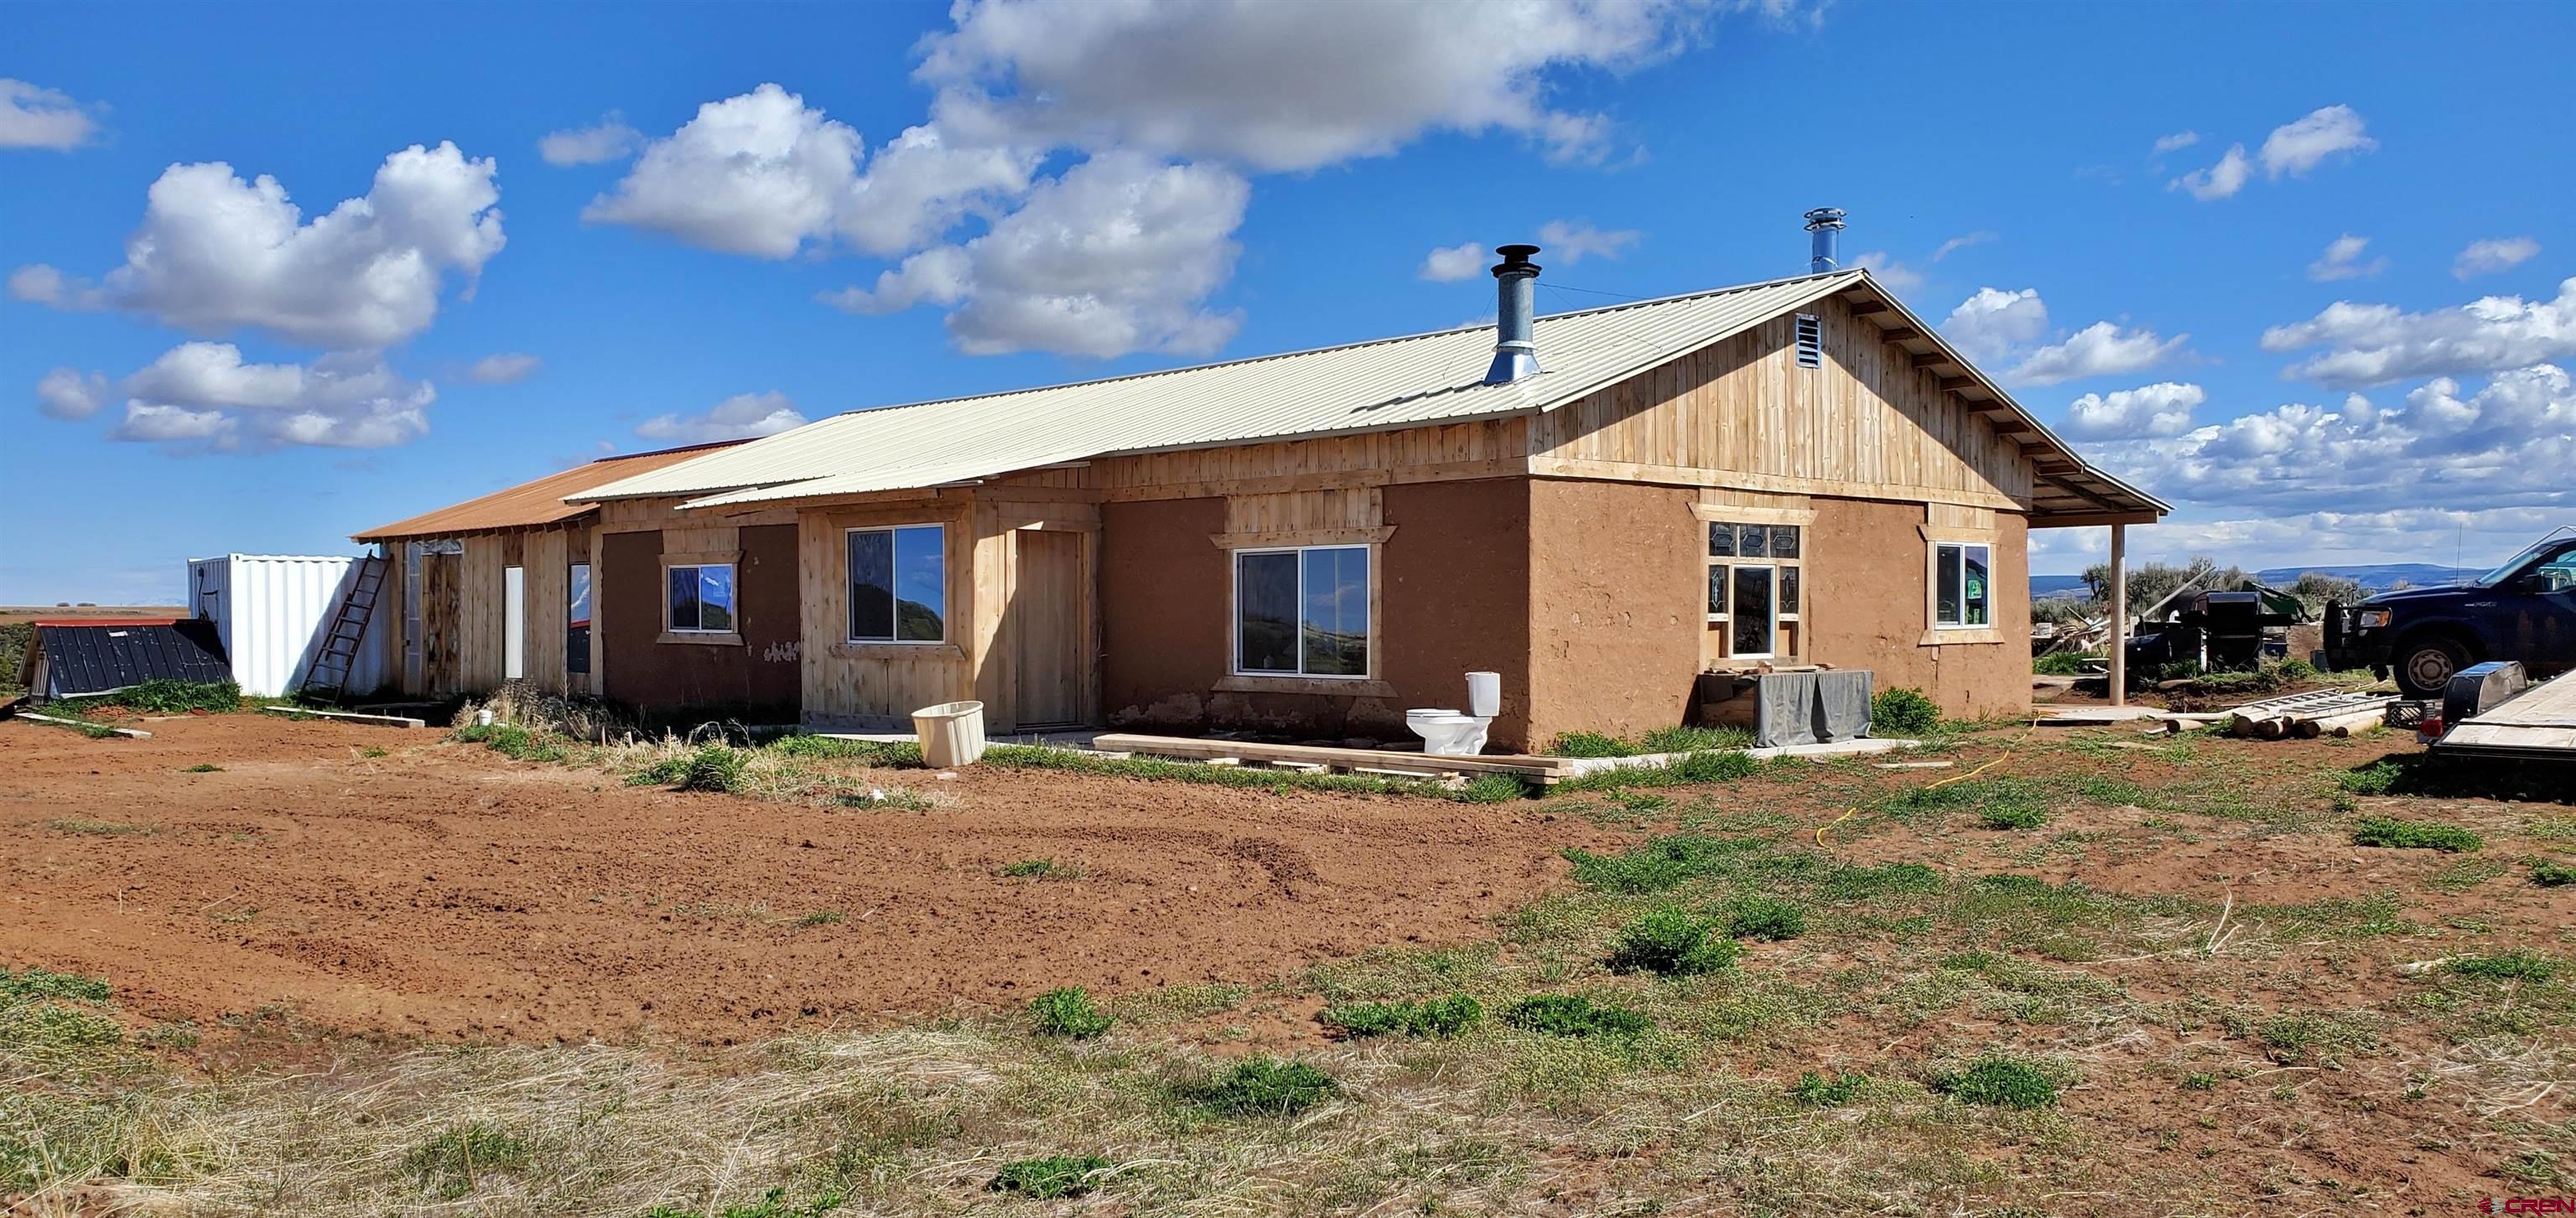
[1803,207,1846,274]
[1483,243,1543,386]
[1794,314,1822,368]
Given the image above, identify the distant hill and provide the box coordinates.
[2031,562,2477,600]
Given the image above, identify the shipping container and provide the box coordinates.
[185,554,394,697]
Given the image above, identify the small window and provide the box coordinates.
[847,525,946,642]
[667,563,736,634]
[1934,542,1993,628]
[503,566,525,680]
[1794,314,1822,368]
[566,562,591,674]
[1235,545,1370,677]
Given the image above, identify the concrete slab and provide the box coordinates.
[1555,736,1918,776]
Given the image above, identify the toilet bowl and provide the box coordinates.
[1406,708,1490,757]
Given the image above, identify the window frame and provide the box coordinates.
[844,523,948,645]
[1702,517,1805,662]
[663,561,739,635]
[565,561,592,675]
[1231,542,1374,680]
[1932,541,1995,630]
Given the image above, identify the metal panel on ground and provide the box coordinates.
[31,620,231,698]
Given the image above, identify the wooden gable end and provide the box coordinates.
[1527,293,2035,512]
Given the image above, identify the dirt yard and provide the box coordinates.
[0,715,1608,1044]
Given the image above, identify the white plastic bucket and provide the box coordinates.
[911,700,988,768]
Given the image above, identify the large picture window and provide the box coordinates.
[1934,542,1992,628]
[1235,545,1369,677]
[1706,520,1802,660]
[847,525,946,643]
[667,563,735,634]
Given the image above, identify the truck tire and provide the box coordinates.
[2395,635,2470,699]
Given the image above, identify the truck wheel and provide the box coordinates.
[2395,637,2469,699]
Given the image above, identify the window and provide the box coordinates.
[667,563,736,634]
[1794,313,1822,368]
[1235,545,1369,677]
[503,566,525,680]
[1706,521,1803,660]
[1935,542,1992,628]
[847,525,945,642]
[566,562,591,674]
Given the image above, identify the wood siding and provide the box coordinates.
[458,536,506,690]
[798,500,976,728]
[522,529,569,694]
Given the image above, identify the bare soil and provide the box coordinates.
[0,716,1610,1044]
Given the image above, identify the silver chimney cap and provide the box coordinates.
[1804,207,1846,274]
[1483,243,1543,386]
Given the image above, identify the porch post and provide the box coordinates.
[2108,523,2128,707]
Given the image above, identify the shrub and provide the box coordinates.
[182,763,222,773]
[1790,1070,1864,1107]
[1192,1058,1338,1117]
[1932,1058,2059,1108]
[1030,987,1114,1039]
[1320,994,1483,1039]
[2445,951,2558,982]
[1980,803,2049,831]
[989,1153,1113,1199]
[1722,894,1806,941]
[678,744,749,793]
[2351,816,2482,853]
[1502,994,1651,1038]
[1548,730,1636,758]
[1606,906,1741,976]
[797,910,845,927]
[1871,687,1941,735]
[2032,652,2101,676]
[2532,860,2576,887]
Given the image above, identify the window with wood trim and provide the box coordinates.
[1234,545,1369,677]
[666,563,736,634]
[1933,542,1992,628]
[1706,521,1802,660]
[846,524,946,643]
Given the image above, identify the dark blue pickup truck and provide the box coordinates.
[2324,529,2576,697]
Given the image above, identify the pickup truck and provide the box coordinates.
[2324,529,2576,697]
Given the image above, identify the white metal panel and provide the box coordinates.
[186,554,395,697]
[503,565,526,681]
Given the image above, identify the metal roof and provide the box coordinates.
[569,268,2164,521]
[351,441,746,542]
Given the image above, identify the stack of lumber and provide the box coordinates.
[2222,691,2398,740]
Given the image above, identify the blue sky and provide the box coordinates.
[5,0,2569,605]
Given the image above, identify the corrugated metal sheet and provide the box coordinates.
[188,555,396,697]
[577,272,1873,509]
[352,441,746,542]
[31,620,231,698]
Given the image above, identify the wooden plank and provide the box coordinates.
[1091,733,1571,780]
[260,704,425,728]
[18,712,149,739]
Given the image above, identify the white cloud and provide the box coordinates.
[1536,220,1641,264]
[2258,104,2375,178]
[2038,506,2565,575]
[0,79,98,150]
[2063,381,2204,439]
[2454,236,2541,280]
[636,391,808,443]
[538,113,641,166]
[2010,322,2188,385]
[1420,242,1486,282]
[1848,251,1924,293]
[2150,131,2199,155]
[2306,233,2385,282]
[1932,231,1997,262]
[2261,277,2576,388]
[824,151,1248,359]
[1940,288,2049,363]
[36,369,109,421]
[915,0,1715,172]
[10,143,505,349]
[467,353,542,384]
[2169,143,2251,200]
[49,342,434,449]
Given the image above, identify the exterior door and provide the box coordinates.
[423,552,463,694]
[1013,529,1087,728]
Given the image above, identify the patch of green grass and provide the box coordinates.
[2530,860,2576,887]
[1980,803,2049,830]
[0,967,111,1003]
[1457,771,1535,803]
[2182,1072,2217,1091]
[1789,1070,1865,1107]
[2351,816,2482,853]
[1872,686,1941,735]
[1188,1058,1339,1117]
[1931,1057,2059,1108]
[1320,994,1483,1039]
[1502,994,1651,1038]
[643,1188,844,1218]
[678,744,749,793]
[997,858,1081,880]
[180,763,222,773]
[1641,724,1753,753]
[989,1154,1113,1199]
[767,734,922,767]
[1547,730,1637,758]
[45,817,155,836]
[795,910,845,927]
[451,722,569,764]
[1030,987,1114,1039]
[61,679,242,715]
[402,1122,532,1199]
[2445,951,2558,982]
[1563,833,1768,894]
[2338,760,2402,795]
[1722,894,1806,941]
[2246,1008,2383,1064]
[1604,906,1742,977]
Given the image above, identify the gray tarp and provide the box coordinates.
[1753,670,1875,748]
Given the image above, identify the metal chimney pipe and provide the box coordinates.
[1483,243,1543,386]
[1804,207,1846,273]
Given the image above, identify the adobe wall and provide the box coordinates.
[1523,479,1706,746]
[600,523,802,718]
[1800,498,2032,719]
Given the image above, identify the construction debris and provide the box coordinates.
[2221,691,2400,740]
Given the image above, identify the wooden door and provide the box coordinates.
[1012,529,1086,728]
[423,552,462,695]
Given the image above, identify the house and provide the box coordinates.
[360,231,2165,749]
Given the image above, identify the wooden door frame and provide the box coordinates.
[1005,521,1099,731]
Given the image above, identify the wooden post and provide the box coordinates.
[2108,523,2128,707]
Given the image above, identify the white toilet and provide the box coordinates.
[1407,671,1503,757]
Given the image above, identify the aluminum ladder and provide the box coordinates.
[303,554,387,703]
